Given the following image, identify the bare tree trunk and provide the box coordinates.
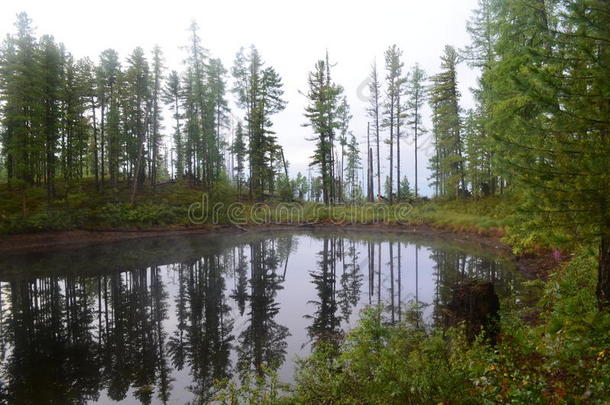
[597,226,610,311]
[100,100,105,188]
[367,122,373,202]
[90,96,99,191]
[376,117,380,199]
[130,133,145,204]
[414,100,419,198]
[397,105,401,200]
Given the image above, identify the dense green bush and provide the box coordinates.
[90,203,190,228]
[0,202,193,233]
[0,209,84,233]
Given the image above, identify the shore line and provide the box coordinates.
[0,222,558,280]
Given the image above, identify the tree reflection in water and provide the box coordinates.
[0,231,517,404]
[236,238,289,379]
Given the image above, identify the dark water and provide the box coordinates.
[0,230,518,405]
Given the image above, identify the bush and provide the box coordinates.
[0,209,85,233]
[90,203,190,228]
[276,174,295,202]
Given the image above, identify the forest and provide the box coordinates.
[0,0,609,403]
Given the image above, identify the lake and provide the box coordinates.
[0,230,519,404]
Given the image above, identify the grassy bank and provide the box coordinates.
[0,181,512,235]
[0,181,215,233]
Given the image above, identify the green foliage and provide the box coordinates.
[406,63,427,198]
[397,176,413,201]
[0,13,234,202]
[303,52,344,205]
[344,133,361,203]
[214,368,292,405]
[384,175,392,199]
[91,203,189,228]
[293,172,309,200]
[310,176,322,202]
[276,174,295,202]
[232,46,286,200]
[382,44,405,203]
[476,0,610,306]
[428,45,464,198]
[0,209,83,233]
[408,197,508,234]
[210,172,239,204]
[231,121,248,193]
[292,307,474,405]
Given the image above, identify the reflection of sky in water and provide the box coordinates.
[0,231,517,405]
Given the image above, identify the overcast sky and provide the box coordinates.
[1,0,480,196]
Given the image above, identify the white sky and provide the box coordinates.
[0,0,480,196]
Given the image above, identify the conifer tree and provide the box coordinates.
[163,70,183,179]
[487,0,610,309]
[0,12,41,187]
[429,45,464,198]
[232,46,286,200]
[398,176,413,200]
[463,0,499,196]
[124,47,150,202]
[148,46,164,188]
[39,35,62,196]
[406,63,426,198]
[344,133,361,203]
[184,21,209,186]
[61,51,90,188]
[303,53,344,205]
[231,121,247,195]
[367,61,382,198]
[337,96,351,202]
[79,57,99,189]
[207,57,230,182]
[97,48,122,187]
[383,45,405,202]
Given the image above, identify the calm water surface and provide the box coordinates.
[0,230,518,405]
